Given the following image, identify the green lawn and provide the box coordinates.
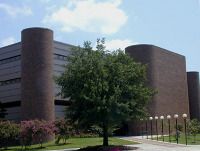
[4,137,137,151]
[151,134,200,145]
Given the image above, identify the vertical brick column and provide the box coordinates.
[125,44,190,135]
[21,27,55,122]
[187,72,200,120]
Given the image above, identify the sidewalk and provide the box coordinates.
[50,148,79,151]
[121,136,200,151]
[50,136,200,151]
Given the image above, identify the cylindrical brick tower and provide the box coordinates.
[125,44,190,135]
[21,27,55,121]
[187,72,200,120]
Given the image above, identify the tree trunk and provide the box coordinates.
[103,123,108,146]
[194,135,196,143]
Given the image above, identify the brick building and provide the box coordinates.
[0,27,199,135]
[0,28,72,121]
[125,45,199,135]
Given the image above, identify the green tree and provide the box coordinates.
[56,39,154,146]
[188,119,200,143]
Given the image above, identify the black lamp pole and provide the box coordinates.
[168,118,171,143]
[176,118,178,144]
[184,118,187,145]
[160,116,164,142]
[140,119,144,139]
[155,116,158,141]
[167,115,171,143]
[142,126,144,139]
[175,118,178,144]
[149,117,153,140]
[182,114,188,145]
[156,119,158,141]
[174,114,179,144]
[150,120,153,140]
[145,120,148,139]
[162,119,164,142]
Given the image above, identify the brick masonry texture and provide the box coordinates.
[187,72,200,121]
[125,44,190,135]
[21,28,55,121]
[1,27,199,137]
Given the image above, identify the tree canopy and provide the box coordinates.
[56,39,154,146]
[188,119,200,143]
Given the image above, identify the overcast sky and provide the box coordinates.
[0,0,200,72]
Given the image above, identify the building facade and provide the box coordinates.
[0,27,200,135]
[187,72,200,120]
[125,45,194,135]
[126,45,190,117]
[0,28,71,121]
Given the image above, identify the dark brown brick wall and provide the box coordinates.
[187,72,200,120]
[125,45,190,135]
[21,28,55,121]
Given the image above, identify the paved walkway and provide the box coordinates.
[51,136,200,151]
[121,136,200,151]
[51,149,79,151]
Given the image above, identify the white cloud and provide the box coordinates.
[43,0,128,34]
[0,3,32,17]
[39,0,52,3]
[0,37,16,47]
[105,39,138,51]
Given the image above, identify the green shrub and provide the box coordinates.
[55,119,73,144]
[0,121,20,149]
[187,119,200,143]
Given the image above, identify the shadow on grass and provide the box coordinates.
[48,142,72,147]
[3,143,73,151]
[1,147,44,151]
[77,145,138,151]
[0,142,74,151]
[1,145,53,151]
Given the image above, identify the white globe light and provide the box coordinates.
[167,115,171,119]
[155,116,158,120]
[174,114,179,118]
[149,117,153,120]
[182,113,187,118]
[160,116,164,120]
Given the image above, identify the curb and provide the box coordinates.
[50,148,80,151]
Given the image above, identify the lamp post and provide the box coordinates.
[155,116,158,141]
[182,113,188,145]
[167,115,171,143]
[145,119,148,139]
[149,117,153,140]
[140,119,144,138]
[174,114,179,144]
[160,116,164,142]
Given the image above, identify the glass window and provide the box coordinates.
[0,78,21,86]
[0,55,21,65]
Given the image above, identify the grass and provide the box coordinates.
[3,137,137,151]
[151,133,200,145]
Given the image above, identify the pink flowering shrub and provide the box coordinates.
[20,120,35,147]
[20,119,56,148]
